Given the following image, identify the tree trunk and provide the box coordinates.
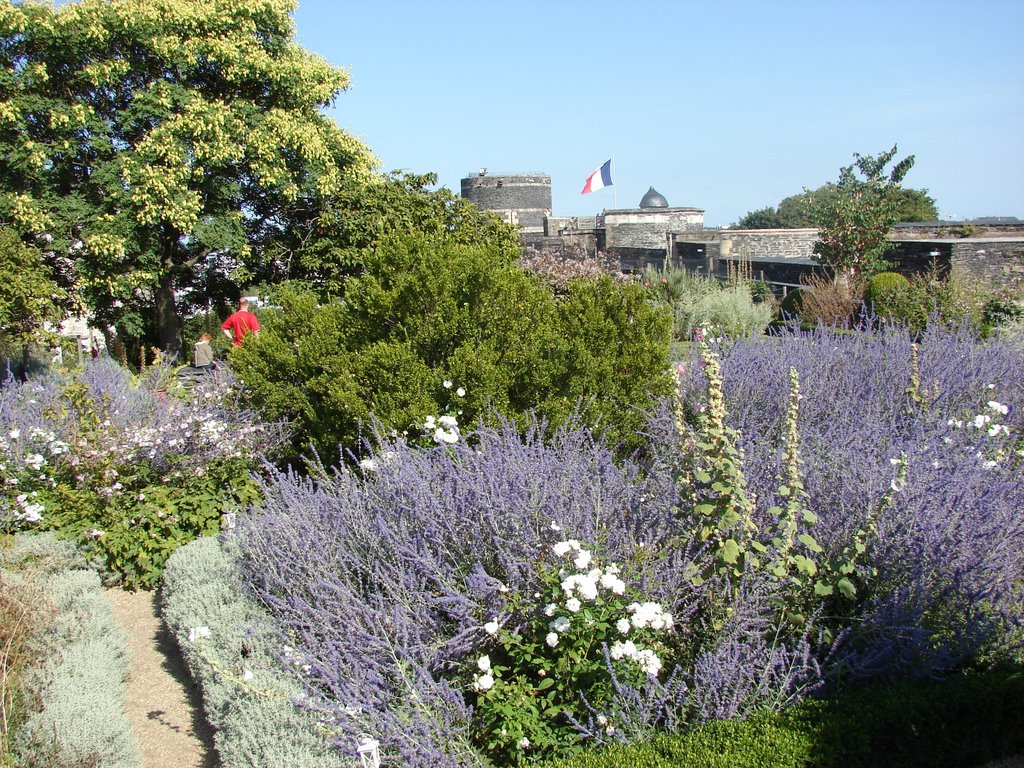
[20,342,30,381]
[155,270,182,357]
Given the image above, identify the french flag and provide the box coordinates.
[581,160,613,194]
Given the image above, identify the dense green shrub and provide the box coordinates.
[541,669,1024,768]
[908,265,990,331]
[776,288,804,321]
[2,533,139,768]
[982,290,1024,338]
[640,268,772,341]
[864,271,912,322]
[161,536,350,768]
[231,237,673,464]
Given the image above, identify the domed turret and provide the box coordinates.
[639,186,669,209]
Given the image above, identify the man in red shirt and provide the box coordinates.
[221,297,261,347]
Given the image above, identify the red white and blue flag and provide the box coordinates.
[581,160,613,194]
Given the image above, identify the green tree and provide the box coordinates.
[891,187,939,223]
[778,187,837,227]
[812,146,916,277]
[252,171,520,298]
[735,206,782,229]
[744,184,936,230]
[0,228,66,376]
[0,0,374,356]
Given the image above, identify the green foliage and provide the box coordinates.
[470,542,674,764]
[232,238,673,465]
[2,535,139,768]
[1,367,266,589]
[162,536,347,768]
[641,268,772,341]
[776,289,805,321]
[735,206,782,230]
[541,669,1024,768]
[890,188,940,223]
[0,0,375,354]
[261,171,521,298]
[864,271,913,322]
[742,184,937,231]
[982,290,1024,337]
[813,146,916,277]
[0,229,65,369]
[44,457,259,590]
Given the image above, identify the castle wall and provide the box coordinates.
[951,240,1024,287]
[604,208,703,251]
[717,228,818,260]
[460,174,551,234]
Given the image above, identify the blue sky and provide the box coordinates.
[300,1,1024,226]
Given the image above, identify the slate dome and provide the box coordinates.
[639,186,669,209]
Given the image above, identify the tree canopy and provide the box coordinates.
[812,145,917,277]
[736,180,937,229]
[0,0,375,355]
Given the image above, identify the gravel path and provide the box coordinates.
[107,587,218,768]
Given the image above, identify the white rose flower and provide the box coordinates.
[577,578,599,601]
[616,618,631,634]
[552,540,572,557]
[543,603,557,617]
[565,597,581,613]
[545,632,559,648]
[573,550,592,570]
[551,616,570,633]
[456,387,466,397]
[474,673,494,691]
[484,619,500,635]
[477,655,491,672]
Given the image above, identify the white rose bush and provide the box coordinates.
[468,538,675,763]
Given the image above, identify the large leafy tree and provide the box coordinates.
[813,146,916,277]
[737,180,936,230]
[0,0,374,355]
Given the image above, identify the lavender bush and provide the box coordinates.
[673,322,1024,679]
[233,418,823,765]
[0,358,286,587]
[227,322,1022,765]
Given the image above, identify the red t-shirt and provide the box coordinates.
[221,310,260,346]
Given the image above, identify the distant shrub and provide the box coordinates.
[519,248,626,294]
[776,289,804,321]
[982,290,1024,338]
[798,273,866,327]
[231,237,673,465]
[864,271,913,322]
[899,265,991,334]
[641,268,772,341]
